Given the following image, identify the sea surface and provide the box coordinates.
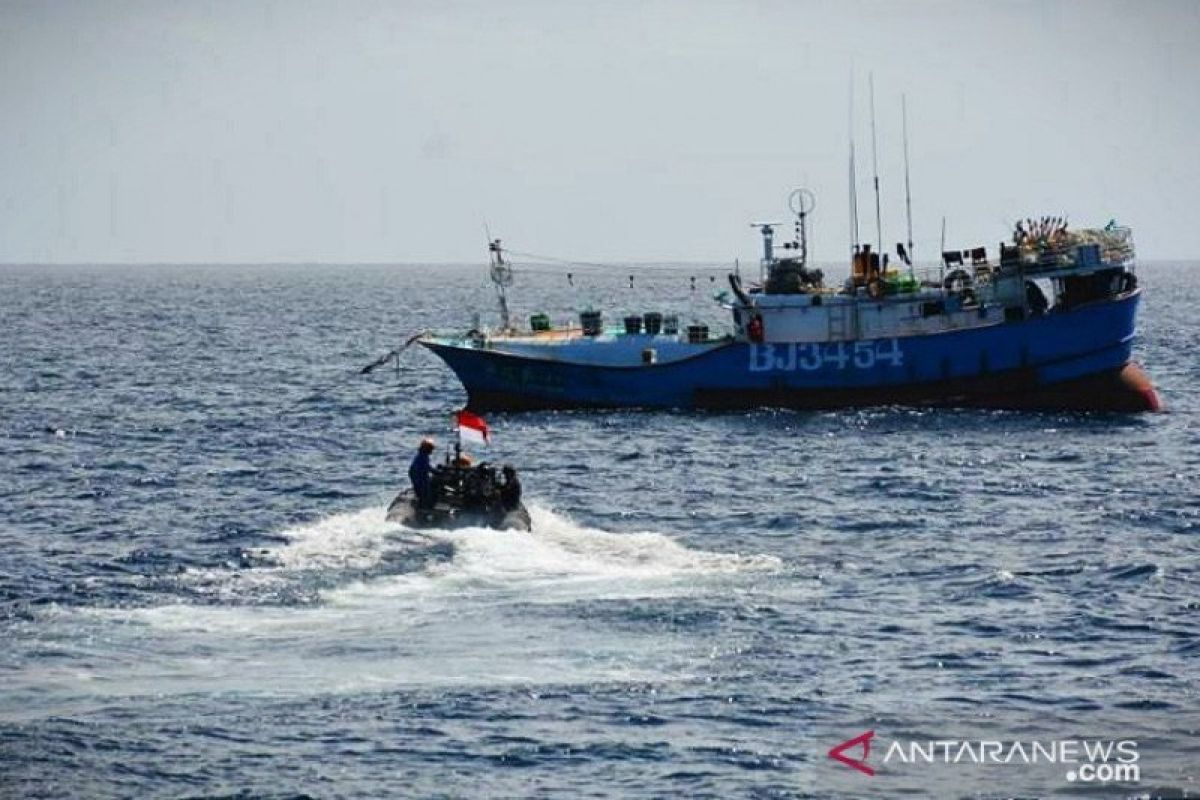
[1,261,1197,799]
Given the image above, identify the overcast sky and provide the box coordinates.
[2,0,1198,264]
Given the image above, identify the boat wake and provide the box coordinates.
[4,506,779,711]
[160,502,779,609]
[276,503,781,606]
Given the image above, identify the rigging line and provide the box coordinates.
[503,248,729,274]
[507,263,730,276]
[277,330,426,420]
[506,271,729,286]
[510,277,728,289]
[503,249,633,271]
[359,330,427,375]
[512,262,730,275]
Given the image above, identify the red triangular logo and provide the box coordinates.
[828,730,875,776]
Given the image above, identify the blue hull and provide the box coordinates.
[424,292,1155,412]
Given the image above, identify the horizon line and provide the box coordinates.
[0,258,1193,268]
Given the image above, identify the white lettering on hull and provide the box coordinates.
[748,340,904,372]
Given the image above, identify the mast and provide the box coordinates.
[848,72,860,257]
[940,215,947,284]
[902,93,914,277]
[849,142,859,256]
[487,238,513,331]
[869,72,883,264]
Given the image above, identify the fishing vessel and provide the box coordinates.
[419,210,1156,412]
[414,93,1158,413]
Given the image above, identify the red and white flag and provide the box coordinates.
[455,409,490,445]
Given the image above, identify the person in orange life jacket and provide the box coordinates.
[747,315,764,342]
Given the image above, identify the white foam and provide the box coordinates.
[325,504,780,605]
[272,506,397,570]
[175,506,404,600]
[6,504,780,709]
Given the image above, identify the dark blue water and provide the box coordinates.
[2,262,1197,798]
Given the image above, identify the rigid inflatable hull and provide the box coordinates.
[386,490,532,531]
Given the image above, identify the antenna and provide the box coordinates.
[902,94,914,277]
[869,72,883,266]
[789,188,816,265]
[848,72,860,258]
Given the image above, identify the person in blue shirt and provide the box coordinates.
[499,465,522,511]
[409,438,436,508]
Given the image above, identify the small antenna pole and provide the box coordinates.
[869,72,883,266]
[902,94,915,277]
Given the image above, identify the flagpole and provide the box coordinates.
[454,413,462,462]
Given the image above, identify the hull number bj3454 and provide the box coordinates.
[748,340,904,372]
